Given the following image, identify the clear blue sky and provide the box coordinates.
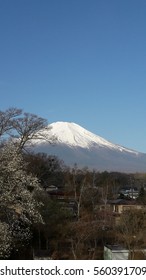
[0,0,146,152]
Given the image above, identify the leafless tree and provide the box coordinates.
[0,107,54,151]
[0,107,22,138]
[116,209,146,259]
[12,112,49,150]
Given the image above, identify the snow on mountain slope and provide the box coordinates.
[30,121,146,172]
[34,121,138,154]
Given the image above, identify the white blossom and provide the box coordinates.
[0,142,43,258]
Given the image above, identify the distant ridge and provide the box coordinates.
[30,121,146,173]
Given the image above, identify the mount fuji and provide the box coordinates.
[30,121,146,173]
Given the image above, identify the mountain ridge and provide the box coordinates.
[30,121,146,173]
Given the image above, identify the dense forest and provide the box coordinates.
[1,108,146,260]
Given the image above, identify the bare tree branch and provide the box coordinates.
[0,107,22,138]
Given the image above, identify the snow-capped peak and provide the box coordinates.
[35,121,138,155]
[49,121,113,148]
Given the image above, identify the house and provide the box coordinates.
[107,199,146,214]
[97,199,145,214]
[119,187,139,199]
[96,199,146,226]
[104,245,129,260]
[46,185,58,192]
[104,245,146,260]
